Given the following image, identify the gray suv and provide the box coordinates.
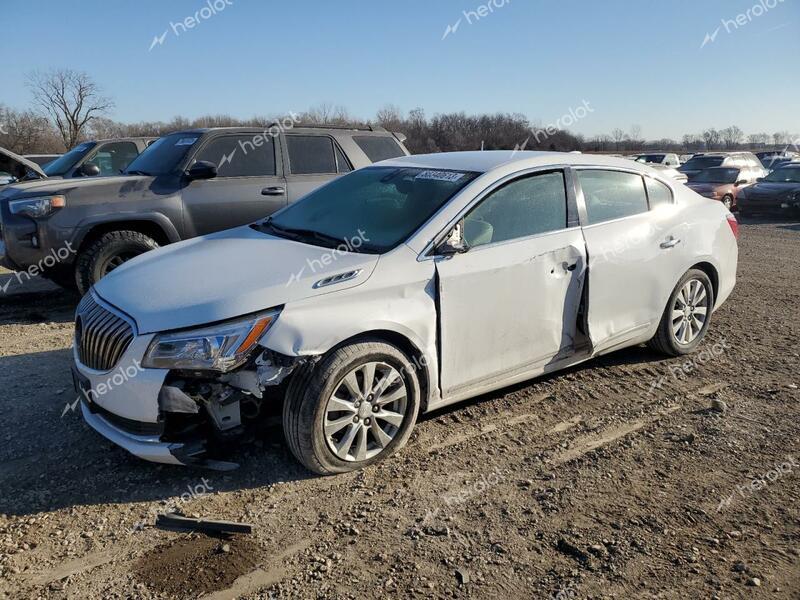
[0,125,409,292]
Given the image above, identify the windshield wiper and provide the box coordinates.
[253,219,380,253]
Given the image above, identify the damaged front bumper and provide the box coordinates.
[74,333,312,469]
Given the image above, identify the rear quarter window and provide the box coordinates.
[645,177,673,209]
[353,136,406,162]
[577,170,649,224]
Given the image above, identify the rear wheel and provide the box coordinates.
[75,230,159,294]
[721,195,733,210]
[282,340,420,474]
[648,269,714,356]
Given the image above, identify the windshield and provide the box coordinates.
[764,167,800,183]
[692,168,739,184]
[262,166,480,253]
[123,133,199,176]
[636,154,665,164]
[43,142,95,176]
[681,156,724,170]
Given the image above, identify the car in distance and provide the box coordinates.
[678,152,766,181]
[648,163,688,184]
[71,151,738,473]
[737,163,800,217]
[634,153,681,167]
[0,146,47,186]
[32,137,156,181]
[0,125,409,292]
[686,166,760,210]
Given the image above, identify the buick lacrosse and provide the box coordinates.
[72,152,738,473]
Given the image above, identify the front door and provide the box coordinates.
[435,170,587,397]
[183,133,287,236]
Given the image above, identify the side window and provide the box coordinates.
[463,171,567,248]
[194,135,276,177]
[352,135,406,162]
[335,144,352,173]
[286,135,337,175]
[578,170,649,224]
[645,177,673,209]
[84,142,139,176]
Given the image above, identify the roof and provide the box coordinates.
[381,150,660,174]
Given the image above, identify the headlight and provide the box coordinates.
[9,195,66,218]
[142,309,280,372]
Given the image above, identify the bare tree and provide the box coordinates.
[611,128,627,150]
[721,126,743,149]
[702,128,721,150]
[26,69,114,149]
[0,104,63,154]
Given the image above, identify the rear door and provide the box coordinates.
[576,169,688,352]
[182,133,287,236]
[435,169,587,397]
[283,134,351,202]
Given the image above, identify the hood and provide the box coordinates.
[0,146,47,183]
[94,225,380,334]
[0,173,151,198]
[744,182,800,200]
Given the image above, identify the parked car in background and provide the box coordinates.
[737,164,800,217]
[678,152,766,181]
[756,150,796,165]
[0,125,409,292]
[761,156,796,172]
[679,154,694,164]
[686,166,759,210]
[32,137,156,181]
[23,154,61,168]
[634,153,680,167]
[0,146,47,186]
[70,151,738,472]
[648,163,688,184]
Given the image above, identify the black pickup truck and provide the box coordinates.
[0,125,409,293]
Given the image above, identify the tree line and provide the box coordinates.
[1,70,797,157]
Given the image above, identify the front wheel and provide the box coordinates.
[283,340,421,474]
[75,230,159,294]
[648,269,714,357]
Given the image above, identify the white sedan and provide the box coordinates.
[72,151,738,473]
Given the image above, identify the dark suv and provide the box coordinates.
[0,125,409,292]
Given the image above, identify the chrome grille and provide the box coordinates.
[75,294,135,371]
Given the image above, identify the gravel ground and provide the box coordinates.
[0,218,798,599]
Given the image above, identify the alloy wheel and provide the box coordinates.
[323,362,408,462]
[671,278,709,345]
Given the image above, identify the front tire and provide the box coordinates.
[648,269,714,357]
[283,340,421,474]
[75,230,159,294]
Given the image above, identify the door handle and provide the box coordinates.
[660,237,681,249]
[564,262,578,272]
[261,186,286,196]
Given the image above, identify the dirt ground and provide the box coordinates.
[0,218,798,599]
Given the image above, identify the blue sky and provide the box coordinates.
[2,0,798,140]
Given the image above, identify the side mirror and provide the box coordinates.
[436,222,470,256]
[186,161,218,180]
[80,163,101,177]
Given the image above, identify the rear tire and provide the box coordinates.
[648,269,714,357]
[722,195,733,210]
[282,340,420,474]
[75,230,159,294]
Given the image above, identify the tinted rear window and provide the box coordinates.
[286,136,337,174]
[353,136,406,162]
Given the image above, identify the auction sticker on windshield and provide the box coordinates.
[176,137,198,146]
[415,170,466,182]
